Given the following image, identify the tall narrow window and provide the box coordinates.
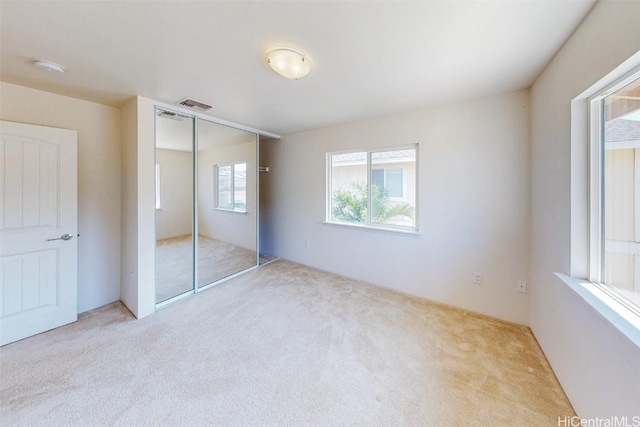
[215,162,247,212]
[155,163,161,209]
[327,146,417,230]
[591,71,640,312]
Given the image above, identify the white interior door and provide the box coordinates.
[0,121,78,346]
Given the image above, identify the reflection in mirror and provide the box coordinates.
[197,119,258,287]
[155,110,194,303]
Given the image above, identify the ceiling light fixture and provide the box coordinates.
[33,59,65,74]
[264,48,311,80]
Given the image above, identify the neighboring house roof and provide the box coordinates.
[333,149,416,166]
[605,119,640,143]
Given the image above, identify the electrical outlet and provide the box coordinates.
[517,280,527,294]
[473,272,482,284]
[304,240,311,248]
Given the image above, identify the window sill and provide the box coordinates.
[322,220,420,236]
[213,208,247,215]
[556,273,640,348]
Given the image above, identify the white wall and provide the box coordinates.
[0,82,121,313]
[120,96,155,319]
[530,0,640,418]
[156,149,192,240]
[262,89,531,325]
[120,98,138,315]
[198,140,257,250]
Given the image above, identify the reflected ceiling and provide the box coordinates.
[155,113,255,152]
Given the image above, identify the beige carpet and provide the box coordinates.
[1,260,575,425]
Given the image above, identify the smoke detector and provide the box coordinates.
[33,59,65,74]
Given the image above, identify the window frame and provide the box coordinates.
[326,144,418,232]
[214,161,247,213]
[561,53,640,349]
[588,70,640,318]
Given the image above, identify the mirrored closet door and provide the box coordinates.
[154,110,195,304]
[154,108,258,306]
[197,119,258,288]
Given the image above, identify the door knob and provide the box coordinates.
[47,233,74,242]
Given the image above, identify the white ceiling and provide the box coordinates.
[0,0,596,136]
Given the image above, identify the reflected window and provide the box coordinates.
[216,162,247,212]
[155,163,161,209]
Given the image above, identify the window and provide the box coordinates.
[327,146,417,230]
[590,70,640,314]
[215,162,246,212]
[372,167,403,198]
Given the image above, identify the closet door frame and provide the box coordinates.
[153,103,276,309]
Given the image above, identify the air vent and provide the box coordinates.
[156,110,189,121]
[177,98,212,111]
